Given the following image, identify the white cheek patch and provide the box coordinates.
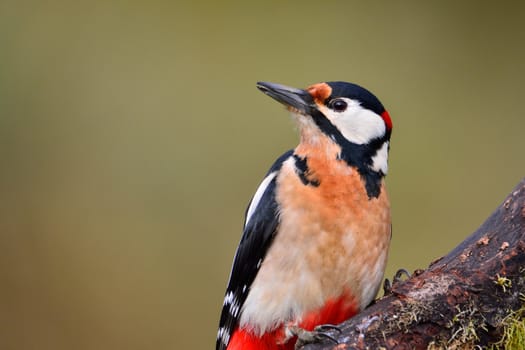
[323,99,386,145]
[245,171,277,228]
[370,141,389,174]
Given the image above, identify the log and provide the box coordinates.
[301,178,525,350]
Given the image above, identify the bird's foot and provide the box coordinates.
[287,324,341,349]
[383,268,411,295]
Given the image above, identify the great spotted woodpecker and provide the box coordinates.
[216,81,393,350]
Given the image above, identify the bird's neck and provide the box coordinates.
[295,132,388,199]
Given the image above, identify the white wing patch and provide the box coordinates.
[217,327,230,346]
[223,291,235,306]
[223,291,242,318]
[218,290,241,346]
[244,171,277,228]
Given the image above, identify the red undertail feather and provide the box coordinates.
[227,328,288,350]
[227,292,358,350]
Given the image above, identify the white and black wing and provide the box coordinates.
[216,150,293,350]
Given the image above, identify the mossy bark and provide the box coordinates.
[301,178,525,350]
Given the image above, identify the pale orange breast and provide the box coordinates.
[239,139,391,336]
[276,149,391,309]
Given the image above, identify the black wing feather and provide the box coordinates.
[216,150,293,350]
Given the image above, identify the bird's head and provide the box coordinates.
[257,81,391,146]
[257,81,392,178]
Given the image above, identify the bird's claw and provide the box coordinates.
[313,323,342,334]
[289,324,340,350]
[383,268,411,295]
[393,268,411,282]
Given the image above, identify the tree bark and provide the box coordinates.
[301,178,525,350]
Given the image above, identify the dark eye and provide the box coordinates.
[329,99,348,112]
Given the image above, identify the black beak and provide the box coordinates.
[256,82,315,115]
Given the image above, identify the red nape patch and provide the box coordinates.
[381,110,393,131]
[306,83,332,104]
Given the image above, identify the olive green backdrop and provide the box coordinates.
[1,1,524,349]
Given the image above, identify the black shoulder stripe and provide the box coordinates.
[293,154,320,187]
[216,150,292,350]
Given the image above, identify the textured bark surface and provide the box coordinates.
[301,178,525,350]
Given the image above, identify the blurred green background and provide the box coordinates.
[1,1,524,349]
